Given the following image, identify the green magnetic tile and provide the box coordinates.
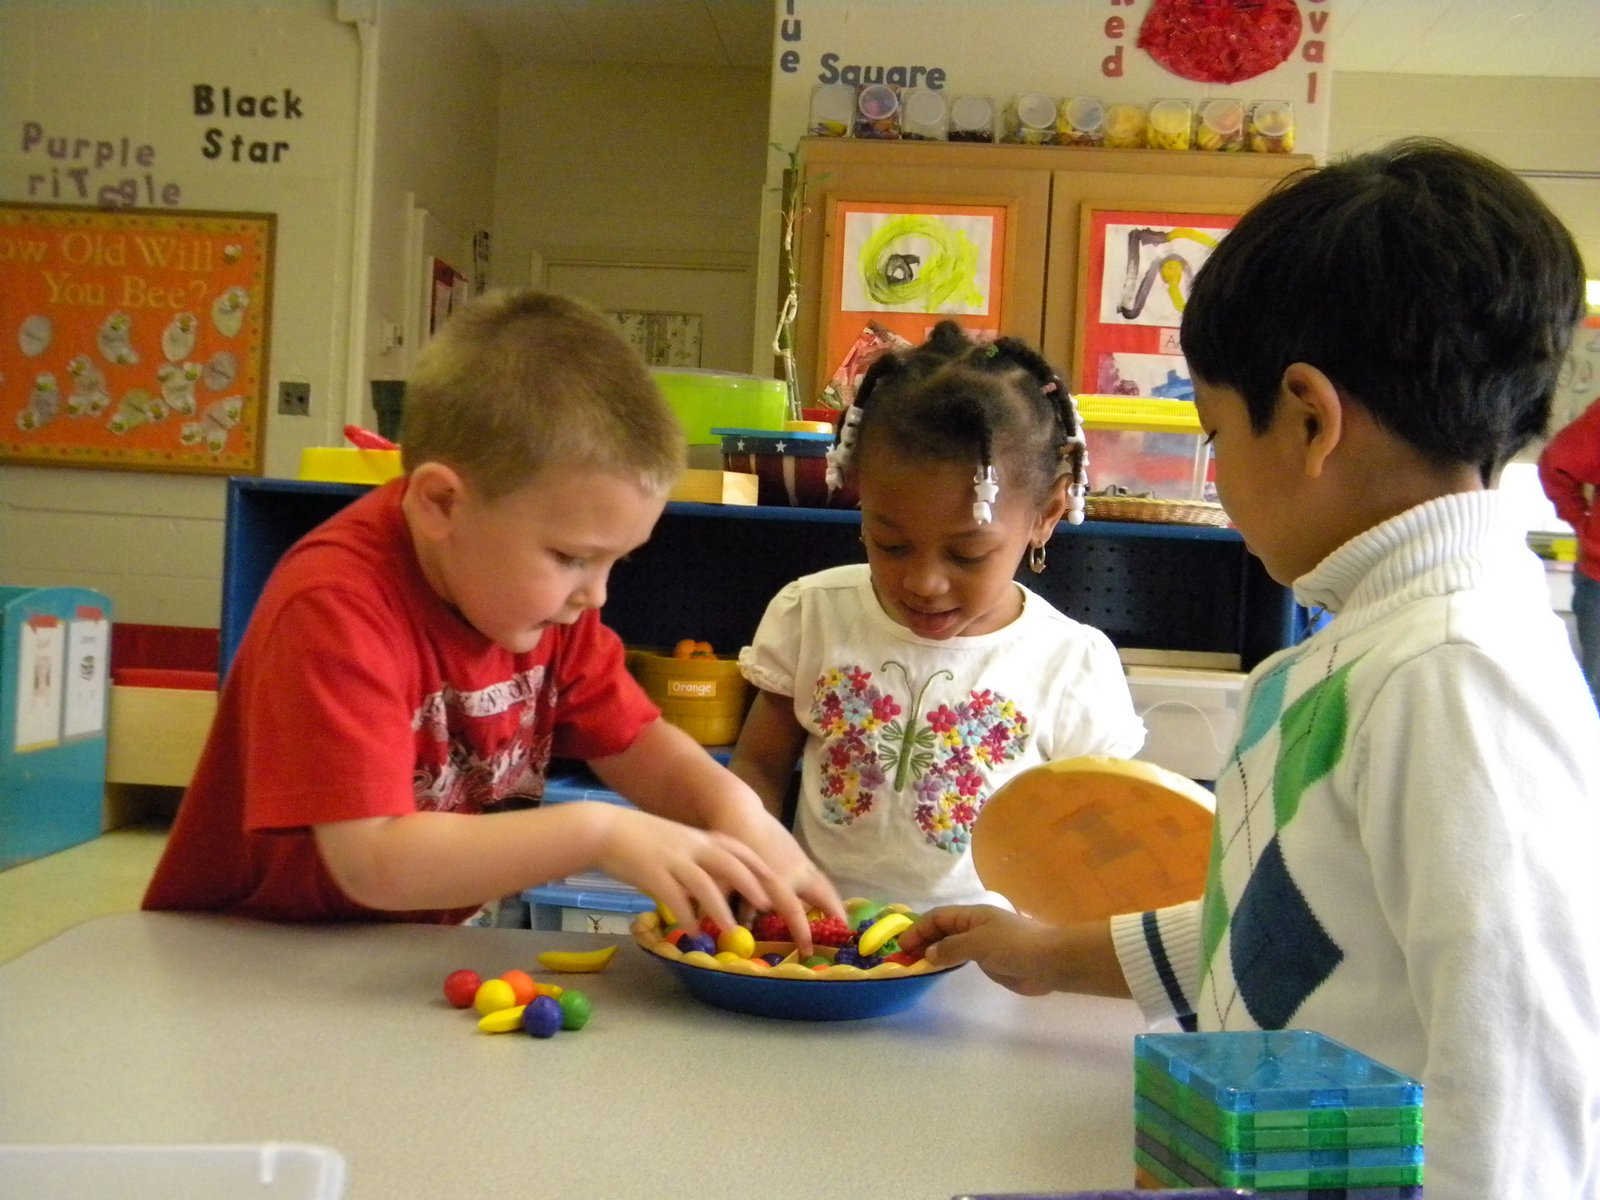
[1136,1060,1424,1140]
[1134,1116,1424,1189]
[1135,1097,1425,1173]
[1136,1143,1209,1189]
[1134,1031,1423,1112]
[1134,1081,1424,1151]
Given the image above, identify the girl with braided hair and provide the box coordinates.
[731,321,1143,911]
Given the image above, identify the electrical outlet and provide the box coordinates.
[277,381,310,417]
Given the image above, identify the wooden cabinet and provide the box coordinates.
[792,138,1312,400]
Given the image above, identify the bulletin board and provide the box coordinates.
[0,203,275,475]
[1074,205,1239,400]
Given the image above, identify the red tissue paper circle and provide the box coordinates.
[1139,0,1304,85]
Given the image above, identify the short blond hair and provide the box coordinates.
[399,289,684,499]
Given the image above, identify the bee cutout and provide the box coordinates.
[180,395,245,453]
[211,287,250,338]
[97,311,139,365]
[156,361,203,415]
[16,373,61,431]
[65,355,112,417]
[161,312,199,363]
[106,388,169,435]
[18,313,53,357]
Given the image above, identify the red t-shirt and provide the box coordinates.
[143,479,659,922]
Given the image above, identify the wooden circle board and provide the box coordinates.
[971,757,1215,924]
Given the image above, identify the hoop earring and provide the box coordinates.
[1028,543,1047,574]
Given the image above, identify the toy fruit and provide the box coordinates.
[536,944,620,973]
[558,990,593,1030]
[858,912,914,956]
[498,969,537,1006]
[478,1004,528,1034]
[522,995,563,1038]
[442,969,481,1009]
[473,978,518,1016]
[672,638,715,659]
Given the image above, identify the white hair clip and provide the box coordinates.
[825,404,864,490]
[972,464,999,525]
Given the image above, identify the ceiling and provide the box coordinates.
[447,0,1600,78]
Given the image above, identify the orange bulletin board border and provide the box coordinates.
[0,203,275,475]
[823,200,1007,406]
[1075,205,1239,400]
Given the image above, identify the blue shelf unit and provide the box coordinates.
[220,479,1304,676]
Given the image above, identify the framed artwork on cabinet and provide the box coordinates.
[819,199,1009,409]
[0,202,274,475]
[1074,205,1239,401]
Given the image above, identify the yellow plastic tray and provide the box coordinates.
[299,447,403,485]
[1077,395,1202,434]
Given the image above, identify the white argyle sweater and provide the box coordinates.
[1112,490,1600,1200]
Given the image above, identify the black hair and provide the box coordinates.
[831,320,1087,511]
[1180,137,1584,481]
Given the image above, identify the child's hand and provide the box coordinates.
[899,906,1133,1000]
[897,906,1063,995]
[594,808,777,935]
[710,805,845,956]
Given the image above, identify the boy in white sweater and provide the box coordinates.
[900,139,1600,1199]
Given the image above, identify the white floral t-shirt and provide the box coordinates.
[740,564,1145,910]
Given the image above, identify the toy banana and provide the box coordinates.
[477,1004,527,1034]
[536,944,620,973]
[858,912,914,957]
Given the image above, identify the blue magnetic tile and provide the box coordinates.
[1134,1031,1423,1112]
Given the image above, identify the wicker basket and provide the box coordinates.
[1084,495,1231,527]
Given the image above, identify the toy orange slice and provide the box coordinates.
[971,757,1214,924]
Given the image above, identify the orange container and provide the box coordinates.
[627,649,752,747]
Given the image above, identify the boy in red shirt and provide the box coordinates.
[145,291,841,945]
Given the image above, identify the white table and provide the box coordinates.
[0,914,1153,1199]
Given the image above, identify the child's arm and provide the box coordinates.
[588,716,845,947]
[728,689,807,822]
[898,906,1132,999]
[312,800,776,933]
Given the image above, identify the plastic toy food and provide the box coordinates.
[634,900,962,1020]
[672,639,715,659]
[442,969,481,1009]
[498,969,537,1006]
[536,944,620,973]
[633,900,945,982]
[521,996,563,1038]
[441,968,595,1037]
[472,978,517,1016]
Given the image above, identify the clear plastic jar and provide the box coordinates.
[1057,95,1105,147]
[809,84,855,137]
[948,94,996,143]
[1002,92,1058,145]
[854,84,901,139]
[899,88,949,140]
[1246,100,1296,152]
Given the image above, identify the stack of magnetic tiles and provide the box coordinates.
[1132,1030,1424,1198]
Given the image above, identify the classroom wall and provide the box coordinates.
[2,2,1597,629]
[0,0,495,626]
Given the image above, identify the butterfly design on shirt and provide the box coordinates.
[809,660,1032,854]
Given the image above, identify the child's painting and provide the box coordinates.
[825,201,1007,409]
[1075,206,1237,398]
[0,203,274,475]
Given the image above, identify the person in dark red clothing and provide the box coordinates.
[1539,394,1600,713]
[144,290,842,947]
